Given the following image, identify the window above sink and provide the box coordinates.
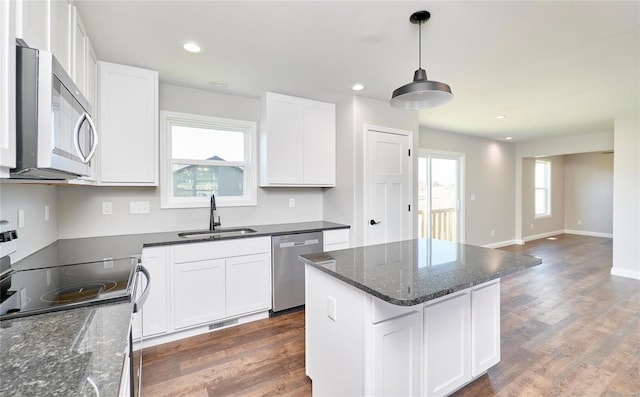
[160,111,257,209]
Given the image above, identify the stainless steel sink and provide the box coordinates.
[178,228,258,239]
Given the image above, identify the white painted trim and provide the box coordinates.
[482,240,519,249]
[563,229,613,238]
[610,267,640,280]
[523,229,564,242]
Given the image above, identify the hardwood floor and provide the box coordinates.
[141,234,640,396]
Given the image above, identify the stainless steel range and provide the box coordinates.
[0,221,144,322]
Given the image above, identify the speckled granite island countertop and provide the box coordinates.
[0,302,132,397]
[300,238,542,306]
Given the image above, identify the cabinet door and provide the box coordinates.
[471,280,500,376]
[50,0,71,75]
[173,259,226,329]
[226,253,271,317]
[15,0,49,51]
[424,291,471,397]
[0,0,16,176]
[73,6,87,95]
[133,248,169,338]
[373,312,421,397]
[302,103,335,185]
[98,62,158,185]
[263,95,304,185]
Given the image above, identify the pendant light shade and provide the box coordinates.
[390,11,453,110]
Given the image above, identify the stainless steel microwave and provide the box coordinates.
[11,46,97,180]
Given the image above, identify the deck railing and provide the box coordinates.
[418,208,456,241]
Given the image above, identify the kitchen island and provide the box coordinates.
[300,238,542,397]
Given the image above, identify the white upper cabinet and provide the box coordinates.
[0,0,16,177]
[72,5,87,95]
[49,0,71,75]
[15,0,49,51]
[259,92,335,187]
[97,61,158,185]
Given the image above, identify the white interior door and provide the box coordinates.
[365,127,412,246]
[418,151,464,243]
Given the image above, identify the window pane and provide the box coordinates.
[535,162,546,188]
[172,164,245,197]
[535,189,547,215]
[171,125,245,162]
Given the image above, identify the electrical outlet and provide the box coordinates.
[17,210,24,228]
[102,202,113,215]
[289,198,295,208]
[577,220,582,225]
[530,224,534,230]
[44,205,49,221]
[129,201,150,214]
[470,194,476,201]
[491,229,495,236]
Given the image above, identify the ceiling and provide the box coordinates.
[76,1,639,142]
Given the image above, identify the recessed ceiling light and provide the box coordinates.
[505,136,513,140]
[496,115,506,120]
[352,83,365,91]
[182,41,203,54]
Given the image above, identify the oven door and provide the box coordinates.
[131,265,150,397]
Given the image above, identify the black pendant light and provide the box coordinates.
[390,11,453,110]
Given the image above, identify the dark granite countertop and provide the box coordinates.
[14,221,349,270]
[0,302,132,397]
[300,238,542,306]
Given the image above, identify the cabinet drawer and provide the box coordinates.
[173,236,270,263]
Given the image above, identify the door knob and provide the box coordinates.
[369,219,381,225]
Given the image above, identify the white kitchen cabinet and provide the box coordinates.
[49,0,71,75]
[72,6,87,95]
[373,312,422,396]
[226,252,271,317]
[323,228,350,252]
[15,0,49,51]
[259,92,335,187]
[133,247,170,339]
[424,291,471,397]
[471,279,501,376]
[173,258,227,329]
[97,61,158,185]
[0,0,16,177]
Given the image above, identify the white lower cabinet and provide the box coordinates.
[173,258,226,329]
[424,291,471,397]
[471,279,501,376]
[226,253,271,317]
[373,312,422,396]
[139,237,271,344]
[323,228,350,252]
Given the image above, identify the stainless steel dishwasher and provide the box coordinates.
[271,232,323,314]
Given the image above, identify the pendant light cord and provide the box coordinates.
[418,21,422,69]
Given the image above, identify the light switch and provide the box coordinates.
[327,296,336,321]
[289,198,296,208]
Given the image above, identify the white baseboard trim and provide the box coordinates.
[523,230,564,242]
[610,267,640,280]
[483,239,519,249]
[564,229,613,238]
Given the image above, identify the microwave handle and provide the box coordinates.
[73,112,99,164]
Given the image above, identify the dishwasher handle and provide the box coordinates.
[279,239,320,249]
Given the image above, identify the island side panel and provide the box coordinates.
[305,264,367,396]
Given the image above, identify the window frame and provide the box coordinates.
[160,111,257,209]
[534,159,551,219]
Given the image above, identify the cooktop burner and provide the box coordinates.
[0,258,138,321]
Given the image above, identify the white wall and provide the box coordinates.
[419,129,516,246]
[0,183,58,261]
[521,156,565,240]
[57,84,324,238]
[563,152,613,236]
[323,96,418,247]
[612,113,640,279]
